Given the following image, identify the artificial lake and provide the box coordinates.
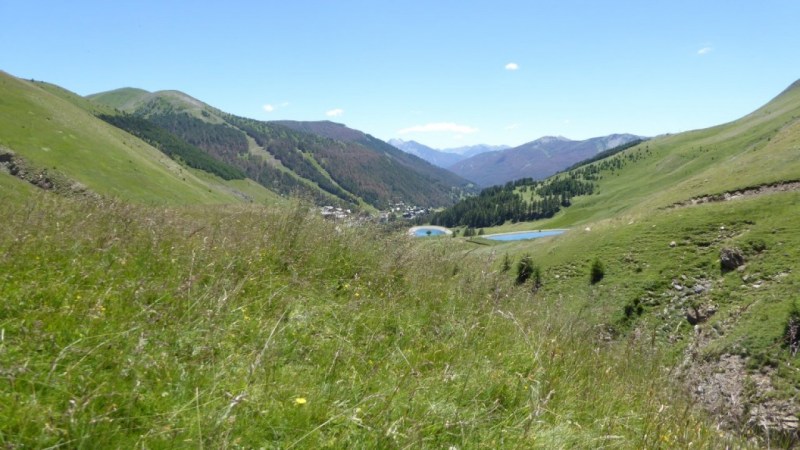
[484,229,566,241]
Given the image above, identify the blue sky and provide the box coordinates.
[3,1,800,149]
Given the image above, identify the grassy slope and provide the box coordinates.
[2,72,795,446]
[0,194,744,448]
[456,81,800,434]
[0,72,278,205]
[91,89,471,208]
[85,87,151,111]
[90,89,352,206]
[0,171,38,202]
[541,82,800,228]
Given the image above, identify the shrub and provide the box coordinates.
[501,253,511,272]
[590,258,605,284]
[748,238,767,253]
[516,255,541,290]
[516,255,533,285]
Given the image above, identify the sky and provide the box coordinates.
[2,0,800,150]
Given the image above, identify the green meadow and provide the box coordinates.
[2,71,799,447]
[0,193,746,448]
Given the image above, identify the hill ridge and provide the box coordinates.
[89,87,473,208]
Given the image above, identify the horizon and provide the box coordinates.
[3,1,799,148]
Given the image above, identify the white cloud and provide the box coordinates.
[505,62,519,71]
[505,123,519,130]
[697,46,713,55]
[397,122,479,134]
[280,101,290,107]
[326,108,344,117]
[262,104,275,112]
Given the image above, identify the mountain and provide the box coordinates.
[0,71,277,205]
[272,121,471,191]
[88,91,474,208]
[449,134,644,187]
[388,139,506,169]
[443,143,510,157]
[5,68,800,446]
[389,138,465,168]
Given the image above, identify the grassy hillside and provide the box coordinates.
[544,80,800,227]
[89,89,473,209]
[0,192,746,448]
[0,72,278,205]
[3,69,797,445]
[0,168,38,201]
[85,87,152,111]
[449,134,642,188]
[445,79,800,439]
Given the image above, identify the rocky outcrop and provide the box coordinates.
[0,148,93,197]
[684,353,799,441]
[720,247,745,272]
[685,303,717,325]
[669,180,800,209]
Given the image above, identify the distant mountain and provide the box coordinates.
[88,90,473,208]
[443,143,510,157]
[271,121,476,201]
[449,134,644,187]
[388,139,465,168]
[388,139,506,169]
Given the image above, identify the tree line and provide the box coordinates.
[429,176,594,228]
[98,113,245,180]
[428,139,653,228]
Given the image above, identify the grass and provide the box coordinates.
[3,73,798,448]
[85,87,151,111]
[455,190,800,420]
[525,84,800,229]
[0,72,273,205]
[0,171,38,201]
[0,192,746,448]
[436,81,800,432]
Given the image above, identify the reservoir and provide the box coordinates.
[408,226,452,237]
[484,229,566,241]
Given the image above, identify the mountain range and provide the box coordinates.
[390,135,644,187]
[447,134,644,187]
[388,139,508,168]
[4,68,800,445]
[5,80,469,209]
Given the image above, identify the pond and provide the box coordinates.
[408,226,452,237]
[484,229,566,241]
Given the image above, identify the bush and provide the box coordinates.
[501,253,511,272]
[748,238,767,253]
[590,258,605,284]
[516,255,533,285]
[516,255,541,290]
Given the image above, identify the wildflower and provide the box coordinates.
[294,397,307,405]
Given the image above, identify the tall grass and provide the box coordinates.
[0,193,744,448]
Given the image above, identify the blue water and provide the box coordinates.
[414,228,447,237]
[484,230,566,241]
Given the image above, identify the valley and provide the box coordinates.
[1,69,799,448]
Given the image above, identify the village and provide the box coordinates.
[320,202,431,222]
